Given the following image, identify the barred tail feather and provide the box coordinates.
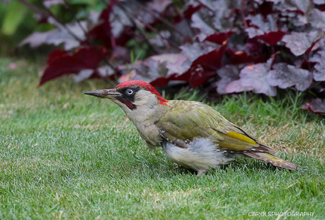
[244,152,297,170]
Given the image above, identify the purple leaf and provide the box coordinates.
[118,54,189,85]
[282,0,312,14]
[149,30,171,47]
[19,20,88,50]
[150,54,189,75]
[314,0,325,4]
[138,59,168,81]
[246,14,277,33]
[97,65,115,78]
[110,5,133,38]
[47,21,88,50]
[19,30,56,48]
[191,13,215,41]
[43,0,64,8]
[282,31,324,56]
[245,28,264,39]
[267,63,313,91]
[111,46,130,62]
[174,19,195,44]
[215,65,240,94]
[226,63,277,96]
[266,0,282,3]
[302,98,325,115]
[147,0,172,13]
[309,8,325,30]
[190,1,234,40]
[245,14,279,39]
[74,69,94,83]
[180,42,217,62]
[88,2,134,48]
[245,14,285,45]
[225,79,254,94]
[310,49,325,81]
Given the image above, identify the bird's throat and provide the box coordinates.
[116,97,136,110]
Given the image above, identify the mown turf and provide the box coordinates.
[0,58,324,219]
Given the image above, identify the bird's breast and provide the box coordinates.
[133,120,162,148]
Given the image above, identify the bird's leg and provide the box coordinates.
[171,138,188,149]
[159,130,188,149]
[197,170,207,177]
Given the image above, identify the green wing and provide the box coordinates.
[156,100,275,153]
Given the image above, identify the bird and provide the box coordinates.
[84,80,297,176]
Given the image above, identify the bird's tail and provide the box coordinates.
[243,152,297,170]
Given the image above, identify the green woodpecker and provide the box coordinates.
[85,80,296,176]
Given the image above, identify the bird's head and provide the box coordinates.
[84,80,168,112]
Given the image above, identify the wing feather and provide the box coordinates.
[156,100,275,153]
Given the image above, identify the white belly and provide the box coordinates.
[162,138,236,172]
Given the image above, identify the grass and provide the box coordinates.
[0,57,324,219]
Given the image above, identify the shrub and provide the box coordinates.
[19,0,325,114]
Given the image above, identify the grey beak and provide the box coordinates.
[84,89,120,98]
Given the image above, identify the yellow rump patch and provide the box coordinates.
[226,131,256,144]
[264,154,283,162]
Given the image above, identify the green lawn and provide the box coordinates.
[0,58,324,219]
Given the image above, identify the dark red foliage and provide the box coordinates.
[258,1,274,17]
[204,32,233,45]
[254,30,286,46]
[183,4,202,19]
[47,50,67,64]
[19,0,325,115]
[185,42,227,87]
[192,42,227,71]
[38,47,108,87]
[150,76,173,87]
[226,49,260,65]
[88,2,134,49]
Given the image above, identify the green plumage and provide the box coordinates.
[156,100,296,170]
[157,100,260,151]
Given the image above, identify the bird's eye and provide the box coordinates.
[125,89,134,95]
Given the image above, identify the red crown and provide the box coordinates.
[116,80,168,105]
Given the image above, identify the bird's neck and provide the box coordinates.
[124,102,169,125]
